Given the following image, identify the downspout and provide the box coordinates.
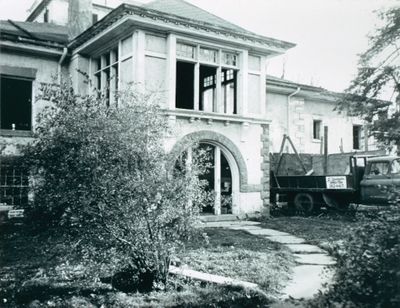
[58,47,68,83]
[287,87,301,137]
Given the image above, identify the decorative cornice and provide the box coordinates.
[164,109,271,125]
[69,3,295,52]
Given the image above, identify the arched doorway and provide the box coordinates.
[169,131,247,215]
[198,143,233,215]
[177,141,239,215]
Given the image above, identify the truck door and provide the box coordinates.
[389,159,400,200]
[360,160,392,204]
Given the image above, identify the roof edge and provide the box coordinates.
[69,3,296,51]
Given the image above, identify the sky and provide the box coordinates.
[0,0,398,93]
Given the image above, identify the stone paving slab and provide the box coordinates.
[202,221,261,228]
[280,265,334,299]
[226,225,263,230]
[294,253,336,265]
[286,244,325,254]
[266,235,306,244]
[242,228,290,236]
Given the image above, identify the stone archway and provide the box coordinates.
[168,131,248,215]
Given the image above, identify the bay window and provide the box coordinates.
[175,42,238,115]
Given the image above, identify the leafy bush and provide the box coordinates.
[23,81,208,291]
[310,207,400,308]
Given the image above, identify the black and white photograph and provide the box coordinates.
[0,0,399,306]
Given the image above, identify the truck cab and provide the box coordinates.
[360,156,400,204]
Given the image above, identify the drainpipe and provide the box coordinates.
[287,87,301,137]
[58,47,68,83]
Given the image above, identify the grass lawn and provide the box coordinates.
[178,228,295,294]
[0,225,294,307]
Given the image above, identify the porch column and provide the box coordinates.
[214,146,221,215]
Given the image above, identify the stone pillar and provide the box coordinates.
[166,34,176,110]
[260,124,270,216]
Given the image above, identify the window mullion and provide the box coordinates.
[194,62,200,111]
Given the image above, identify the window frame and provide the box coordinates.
[0,74,33,134]
[353,125,362,150]
[312,119,322,141]
[175,41,239,114]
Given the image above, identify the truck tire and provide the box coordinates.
[294,193,314,213]
[322,193,350,211]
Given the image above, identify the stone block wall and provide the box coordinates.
[260,124,270,215]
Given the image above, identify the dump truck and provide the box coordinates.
[270,155,400,212]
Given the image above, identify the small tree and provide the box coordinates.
[24,80,208,291]
[337,6,400,149]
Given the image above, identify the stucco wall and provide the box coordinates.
[165,119,265,213]
[266,91,376,154]
[0,52,60,155]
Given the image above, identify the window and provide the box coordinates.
[0,76,32,131]
[199,65,216,112]
[92,13,98,24]
[369,161,390,175]
[313,120,322,140]
[175,43,238,114]
[0,159,29,206]
[44,8,49,23]
[353,125,361,150]
[93,48,119,106]
[176,62,195,109]
[390,159,400,174]
[221,68,237,114]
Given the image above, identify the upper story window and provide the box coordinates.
[175,42,238,115]
[93,48,119,106]
[313,119,322,140]
[0,75,32,131]
[353,125,362,150]
[92,35,134,106]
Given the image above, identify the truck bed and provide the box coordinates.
[271,174,356,193]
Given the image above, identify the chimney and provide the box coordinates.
[68,0,93,39]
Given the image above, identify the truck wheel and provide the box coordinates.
[294,193,314,213]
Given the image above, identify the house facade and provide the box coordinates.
[0,0,375,215]
[266,76,378,155]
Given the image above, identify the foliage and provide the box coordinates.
[309,207,400,308]
[337,6,400,148]
[23,80,208,291]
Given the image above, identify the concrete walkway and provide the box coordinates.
[201,220,335,299]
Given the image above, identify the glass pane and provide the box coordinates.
[369,162,390,175]
[177,43,196,59]
[222,52,237,66]
[199,47,217,63]
[391,160,400,174]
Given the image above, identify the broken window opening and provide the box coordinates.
[221,68,237,114]
[199,65,217,112]
[176,61,195,110]
[0,76,32,131]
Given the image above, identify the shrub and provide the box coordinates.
[23,81,208,291]
[310,207,400,308]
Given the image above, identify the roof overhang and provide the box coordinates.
[69,3,295,56]
[0,39,65,58]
